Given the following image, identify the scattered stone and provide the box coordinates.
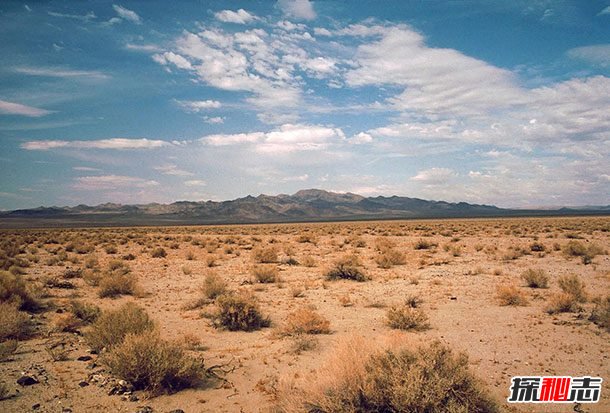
[77,355,92,362]
[32,403,41,410]
[62,408,73,413]
[168,410,185,413]
[78,381,89,387]
[450,296,457,300]
[136,407,154,413]
[17,376,38,386]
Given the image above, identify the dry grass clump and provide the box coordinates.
[151,246,167,258]
[325,254,369,282]
[281,307,331,336]
[496,285,528,306]
[386,304,429,331]
[252,245,279,263]
[557,274,587,303]
[103,329,205,394]
[589,296,610,332]
[414,239,436,250]
[69,300,100,324]
[546,292,580,314]
[86,302,155,352]
[563,240,605,264]
[0,339,19,362]
[0,270,41,311]
[98,272,138,298]
[521,268,549,288]
[277,337,498,413]
[214,291,270,331]
[201,271,228,300]
[300,255,316,267]
[0,302,33,341]
[375,248,406,269]
[252,265,279,283]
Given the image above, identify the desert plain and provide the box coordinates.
[0,216,609,413]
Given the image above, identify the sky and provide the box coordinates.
[0,0,609,210]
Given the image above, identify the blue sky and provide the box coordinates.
[1,0,609,210]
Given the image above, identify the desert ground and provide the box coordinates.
[0,216,609,413]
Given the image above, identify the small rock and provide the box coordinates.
[129,394,139,402]
[78,381,89,387]
[77,355,92,362]
[136,407,154,413]
[32,403,41,410]
[62,409,73,413]
[450,296,457,300]
[168,410,185,413]
[17,376,38,386]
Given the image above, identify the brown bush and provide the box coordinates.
[325,255,369,282]
[546,292,580,314]
[214,291,270,331]
[277,337,498,413]
[386,304,429,331]
[375,248,406,268]
[589,296,610,332]
[496,285,528,306]
[0,302,33,341]
[252,246,278,263]
[151,247,167,258]
[103,329,205,394]
[86,302,155,352]
[251,265,279,283]
[557,274,587,303]
[0,270,40,311]
[98,272,138,298]
[521,268,549,288]
[201,271,228,300]
[282,307,330,335]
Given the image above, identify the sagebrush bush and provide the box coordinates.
[201,271,228,300]
[325,255,369,282]
[103,330,205,394]
[0,339,18,362]
[252,246,278,263]
[277,337,498,413]
[86,302,155,352]
[521,268,549,288]
[0,302,33,341]
[414,239,436,250]
[557,274,587,303]
[546,292,580,314]
[282,307,331,335]
[214,292,270,331]
[386,304,429,331]
[589,296,610,332]
[151,247,167,258]
[496,285,528,306]
[251,265,279,283]
[69,300,101,324]
[0,270,40,311]
[375,248,406,268]
[98,272,137,298]
[563,241,605,264]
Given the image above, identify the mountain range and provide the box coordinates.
[1,189,608,228]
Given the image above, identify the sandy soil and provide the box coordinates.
[1,216,609,413]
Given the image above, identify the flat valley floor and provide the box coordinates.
[1,216,609,412]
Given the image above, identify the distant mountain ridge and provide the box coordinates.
[0,189,608,228]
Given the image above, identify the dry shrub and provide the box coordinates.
[282,307,331,336]
[214,291,270,331]
[69,300,100,324]
[151,247,167,258]
[300,256,316,267]
[325,255,369,282]
[252,265,279,283]
[205,255,217,267]
[0,339,18,362]
[0,381,9,400]
[414,239,436,250]
[521,268,549,288]
[252,245,278,263]
[386,304,429,331]
[496,285,528,306]
[563,240,605,264]
[375,248,406,269]
[103,329,205,394]
[0,302,33,341]
[557,274,587,303]
[277,336,498,413]
[0,270,40,311]
[201,271,228,300]
[589,296,610,332]
[546,292,580,314]
[52,312,81,333]
[98,272,138,298]
[86,302,154,352]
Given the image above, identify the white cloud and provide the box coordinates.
[47,10,96,21]
[411,168,457,184]
[24,5,32,12]
[184,180,206,187]
[281,174,309,182]
[73,166,101,172]
[204,116,225,124]
[0,100,53,117]
[22,138,171,150]
[598,6,610,16]
[15,66,109,80]
[154,164,194,176]
[153,52,192,69]
[567,44,610,67]
[73,175,159,190]
[125,43,162,53]
[349,132,373,144]
[175,99,221,112]
[202,123,345,154]
[214,9,257,24]
[277,0,316,20]
[112,4,141,24]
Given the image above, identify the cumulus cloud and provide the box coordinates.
[175,99,222,112]
[277,0,316,20]
[112,4,141,24]
[214,9,257,24]
[0,100,53,117]
[21,138,171,150]
[567,44,610,68]
[72,175,159,190]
